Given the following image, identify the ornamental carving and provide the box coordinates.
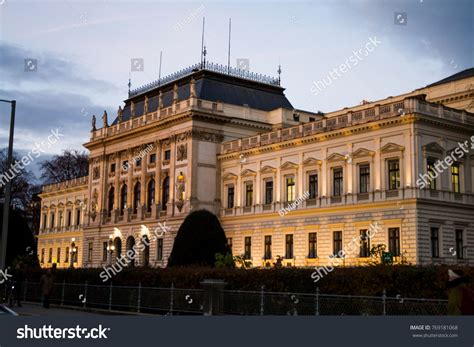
[177,144,187,161]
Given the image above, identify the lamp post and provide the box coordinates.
[107,234,115,265]
[0,99,16,271]
[70,238,76,268]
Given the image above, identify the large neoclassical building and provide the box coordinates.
[37,63,474,269]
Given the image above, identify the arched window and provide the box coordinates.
[108,187,114,217]
[120,184,127,215]
[147,180,155,212]
[162,176,169,211]
[141,235,150,266]
[133,182,141,214]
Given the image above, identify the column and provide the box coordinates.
[154,140,162,217]
[168,136,176,216]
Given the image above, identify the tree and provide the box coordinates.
[168,209,230,267]
[40,149,88,184]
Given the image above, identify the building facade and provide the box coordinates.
[37,64,474,269]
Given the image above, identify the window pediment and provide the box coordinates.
[380,142,405,154]
[351,148,375,158]
[241,169,257,177]
[303,157,322,166]
[222,172,238,180]
[326,153,346,163]
[423,142,444,155]
[280,161,298,170]
[260,165,276,174]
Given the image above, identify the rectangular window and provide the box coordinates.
[74,248,79,263]
[42,214,47,230]
[245,183,253,207]
[87,242,93,262]
[427,158,437,190]
[309,174,318,199]
[286,177,295,202]
[41,249,45,263]
[164,150,171,161]
[149,153,156,164]
[388,228,400,256]
[388,159,400,190]
[110,163,116,173]
[359,164,370,193]
[333,231,343,257]
[265,180,273,204]
[136,158,142,167]
[455,229,464,259]
[264,235,272,259]
[359,230,370,257]
[67,210,72,227]
[430,227,439,258]
[452,164,460,193]
[122,160,129,170]
[244,237,251,259]
[48,248,52,263]
[65,247,69,263]
[157,239,163,260]
[227,237,233,252]
[50,213,55,228]
[102,242,108,261]
[285,234,294,259]
[57,247,61,263]
[333,168,343,196]
[76,209,81,226]
[227,186,235,209]
[308,233,317,258]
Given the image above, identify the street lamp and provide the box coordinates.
[70,238,76,268]
[107,234,115,265]
[0,99,16,271]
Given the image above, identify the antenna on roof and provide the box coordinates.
[200,17,205,68]
[227,18,232,73]
[158,51,163,84]
[277,64,282,85]
[128,72,132,97]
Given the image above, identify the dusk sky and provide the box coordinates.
[0,0,472,180]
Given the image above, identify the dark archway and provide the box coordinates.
[126,235,136,267]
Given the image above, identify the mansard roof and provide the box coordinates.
[426,68,474,88]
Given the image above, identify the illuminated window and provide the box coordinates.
[451,164,460,193]
[388,159,400,190]
[286,177,295,202]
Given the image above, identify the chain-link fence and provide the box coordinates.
[0,281,447,315]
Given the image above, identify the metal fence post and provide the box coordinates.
[315,287,320,316]
[23,278,27,302]
[137,282,141,313]
[169,283,174,316]
[260,285,265,316]
[84,280,88,308]
[382,289,386,316]
[108,282,112,311]
[60,280,65,306]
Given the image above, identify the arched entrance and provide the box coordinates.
[126,236,136,267]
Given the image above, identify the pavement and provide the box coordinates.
[8,303,113,316]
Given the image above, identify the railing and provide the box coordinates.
[42,176,89,193]
[0,281,447,316]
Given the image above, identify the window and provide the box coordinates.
[244,237,252,259]
[309,117,315,122]
[88,242,93,262]
[245,183,253,207]
[452,164,460,193]
[74,248,79,263]
[455,229,464,259]
[359,164,370,193]
[309,174,318,199]
[149,153,156,164]
[164,150,171,161]
[430,227,439,258]
[110,163,116,173]
[264,236,272,259]
[108,187,115,217]
[308,233,317,258]
[59,212,63,228]
[136,158,142,167]
[156,239,163,260]
[333,231,343,257]
[265,180,273,204]
[42,214,47,229]
[285,234,294,259]
[359,230,370,257]
[147,180,155,212]
[133,182,141,214]
[162,176,169,211]
[102,242,108,262]
[50,213,55,228]
[388,159,400,190]
[57,247,61,263]
[227,186,235,209]
[67,210,72,227]
[286,177,295,202]
[333,168,343,196]
[40,249,45,263]
[76,208,81,225]
[227,237,233,252]
[388,228,400,256]
[48,248,52,263]
[122,160,129,171]
[65,247,69,263]
[427,158,437,190]
[120,184,128,215]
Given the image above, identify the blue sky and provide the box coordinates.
[0,0,472,179]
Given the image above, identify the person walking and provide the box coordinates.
[40,269,54,309]
[447,269,474,315]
